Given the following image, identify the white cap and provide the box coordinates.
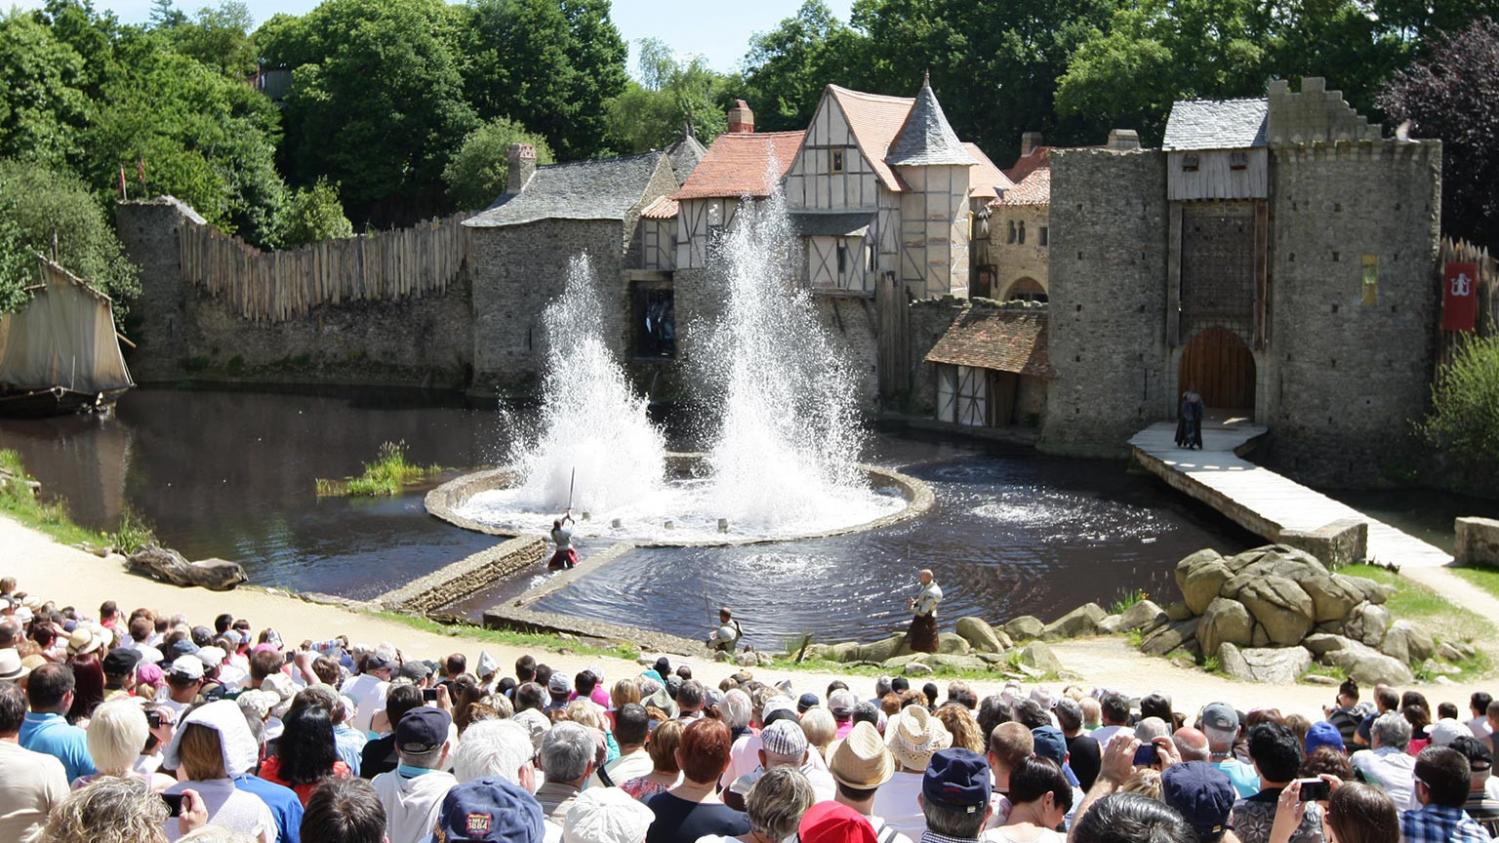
[1427,718,1473,747]
[168,655,204,681]
[196,646,226,668]
[563,786,655,843]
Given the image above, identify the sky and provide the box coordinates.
[6,0,856,76]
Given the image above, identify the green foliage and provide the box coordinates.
[1108,588,1149,615]
[160,1,259,79]
[458,0,629,161]
[0,160,140,317]
[608,39,731,154]
[1421,336,1499,472]
[268,0,479,223]
[1452,566,1499,601]
[279,178,354,248]
[442,118,555,211]
[376,610,641,662]
[740,0,863,132]
[1341,564,1494,642]
[0,449,156,553]
[0,13,89,167]
[316,440,441,497]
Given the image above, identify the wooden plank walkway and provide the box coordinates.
[1129,421,1451,570]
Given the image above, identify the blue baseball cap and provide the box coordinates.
[396,706,451,755]
[922,748,992,810]
[798,692,821,712]
[436,777,544,843]
[1031,726,1068,765]
[1161,761,1236,841]
[1305,721,1345,755]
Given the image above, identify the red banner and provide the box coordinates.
[1443,262,1480,332]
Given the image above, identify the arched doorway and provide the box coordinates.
[1004,277,1047,303]
[1179,327,1255,412]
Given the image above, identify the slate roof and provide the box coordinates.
[463,152,668,228]
[826,86,914,192]
[965,143,1014,200]
[665,130,707,184]
[789,212,872,238]
[640,195,678,220]
[1163,98,1269,150]
[671,131,805,200]
[925,308,1051,377]
[887,74,976,167]
[996,167,1050,207]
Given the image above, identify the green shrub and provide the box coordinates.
[317,440,441,497]
[278,178,354,248]
[1422,335,1499,471]
[442,117,554,211]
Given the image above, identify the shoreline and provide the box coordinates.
[5,513,1494,719]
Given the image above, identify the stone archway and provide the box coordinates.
[1003,277,1047,302]
[1179,327,1255,412]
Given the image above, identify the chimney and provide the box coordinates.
[727,100,755,134]
[1106,129,1141,151]
[1020,131,1043,157]
[506,143,537,193]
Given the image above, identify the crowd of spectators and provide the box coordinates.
[1,574,1498,843]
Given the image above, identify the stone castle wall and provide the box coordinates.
[1041,148,1171,456]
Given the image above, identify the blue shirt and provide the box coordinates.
[19,712,95,782]
[333,724,366,777]
[234,774,303,843]
[1399,803,1491,843]
[1213,757,1260,798]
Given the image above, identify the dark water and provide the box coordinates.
[1333,488,1499,555]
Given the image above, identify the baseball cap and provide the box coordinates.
[1161,761,1236,841]
[165,638,199,661]
[548,672,572,696]
[798,692,820,713]
[1201,702,1238,732]
[436,776,544,843]
[829,689,857,717]
[196,646,226,669]
[1304,721,1345,755]
[397,706,452,754]
[168,655,205,681]
[798,802,877,843]
[1428,718,1471,747]
[922,748,992,811]
[562,786,654,843]
[102,647,142,676]
[1031,725,1068,765]
[761,719,809,759]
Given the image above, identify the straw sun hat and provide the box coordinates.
[829,721,895,788]
[886,706,952,772]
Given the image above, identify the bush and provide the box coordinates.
[1422,335,1499,470]
[278,178,354,248]
[442,117,554,211]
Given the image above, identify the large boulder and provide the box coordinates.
[127,547,247,591]
[1344,602,1391,647]
[1098,615,1122,634]
[1003,616,1045,641]
[1165,600,1194,621]
[1379,621,1436,665]
[1303,633,1364,659]
[1325,647,1415,686]
[857,634,907,663]
[826,642,862,663]
[1302,575,1368,623]
[954,618,1007,654]
[1342,576,1394,606]
[1119,600,1169,633]
[1235,576,1315,646]
[1197,597,1254,655]
[925,653,990,672]
[1141,619,1198,657]
[937,633,972,655]
[1017,641,1062,674]
[1222,544,1326,580]
[1043,603,1107,640]
[1218,643,1312,684]
[1175,550,1232,614]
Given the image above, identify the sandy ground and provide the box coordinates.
[3,514,1493,720]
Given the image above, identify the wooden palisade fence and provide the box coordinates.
[178,214,470,322]
[1438,237,1498,370]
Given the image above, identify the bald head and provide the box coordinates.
[918,569,934,584]
[1173,727,1210,761]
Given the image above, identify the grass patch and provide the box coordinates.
[0,450,156,554]
[1125,628,1146,650]
[316,441,442,497]
[1340,564,1494,643]
[1451,567,1499,602]
[1300,662,1345,683]
[1201,654,1223,674]
[376,611,640,662]
[765,655,1032,682]
[1109,588,1150,615]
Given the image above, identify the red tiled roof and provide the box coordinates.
[640,195,678,220]
[925,308,1051,377]
[671,131,805,200]
[827,85,916,192]
[1004,147,1050,184]
[995,167,1050,207]
[965,143,1014,200]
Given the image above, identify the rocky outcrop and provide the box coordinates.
[128,547,247,591]
[1197,597,1253,655]
[1119,600,1168,633]
[1042,603,1106,640]
[1175,550,1232,614]
[1344,602,1391,647]
[856,634,907,663]
[1219,643,1312,684]
[1235,576,1315,646]
[937,633,972,655]
[954,617,1008,653]
[1379,620,1435,664]
[1141,618,1197,657]
[1003,615,1045,641]
[1018,641,1062,674]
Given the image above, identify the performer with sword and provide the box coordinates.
[547,468,578,570]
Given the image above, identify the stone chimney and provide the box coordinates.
[506,143,537,193]
[727,100,755,134]
[1020,131,1043,157]
[1106,129,1141,150]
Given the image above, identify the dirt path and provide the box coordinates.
[3,515,1493,720]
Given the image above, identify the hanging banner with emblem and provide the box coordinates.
[1443,261,1480,332]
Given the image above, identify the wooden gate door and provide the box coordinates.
[956,365,989,427]
[1179,327,1255,411]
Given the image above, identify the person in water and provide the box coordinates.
[548,511,576,570]
[707,608,743,652]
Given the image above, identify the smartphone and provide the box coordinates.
[1296,778,1330,801]
[423,688,439,702]
[1133,744,1158,766]
[160,793,185,818]
[284,650,298,665]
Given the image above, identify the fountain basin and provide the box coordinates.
[426,453,933,548]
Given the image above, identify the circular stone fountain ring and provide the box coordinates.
[425,453,935,549]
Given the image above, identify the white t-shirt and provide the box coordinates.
[164,778,274,843]
[1089,725,1125,747]
[0,741,68,843]
[870,771,926,841]
[341,673,390,734]
[371,769,458,843]
[985,827,1066,843]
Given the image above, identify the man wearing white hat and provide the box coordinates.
[160,656,206,718]
[872,706,952,840]
[827,720,914,843]
[564,787,655,843]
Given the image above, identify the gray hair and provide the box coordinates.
[722,690,752,730]
[746,766,815,840]
[923,795,988,839]
[40,776,169,843]
[454,719,534,784]
[1372,712,1412,750]
[1135,716,1170,743]
[540,721,595,783]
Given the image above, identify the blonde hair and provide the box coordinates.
[564,699,604,731]
[87,699,151,776]
[176,723,227,780]
[611,678,641,709]
[1121,768,1163,801]
[935,704,986,753]
[40,776,168,843]
[800,707,836,751]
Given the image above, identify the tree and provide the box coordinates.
[458,0,628,160]
[265,0,478,225]
[741,0,867,132]
[148,0,186,29]
[0,13,89,167]
[608,39,731,153]
[165,1,258,79]
[1422,335,1499,474]
[279,178,355,247]
[442,117,555,211]
[1378,18,1499,247]
[0,160,140,317]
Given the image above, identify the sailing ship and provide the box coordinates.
[0,255,134,418]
